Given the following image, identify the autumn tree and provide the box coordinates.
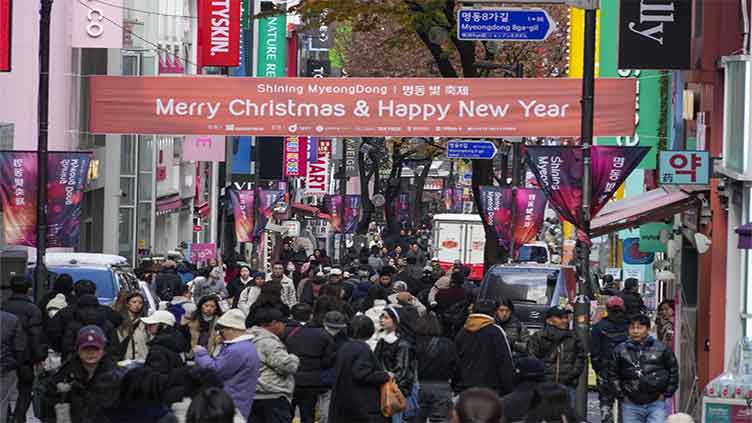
[295,0,568,267]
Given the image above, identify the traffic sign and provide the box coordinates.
[658,151,711,185]
[447,140,498,159]
[457,8,556,42]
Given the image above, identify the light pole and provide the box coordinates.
[34,0,53,303]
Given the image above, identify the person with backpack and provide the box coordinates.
[591,296,630,423]
[113,291,150,361]
[415,312,457,423]
[165,283,197,327]
[142,310,188,377]
[1,276,47,423]
[155,260,184,302]
[617,278,648,319]
[48,291,121,361]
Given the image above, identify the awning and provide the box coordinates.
[736,223,752,249]
[195,202,211,219]
[590,186,704,237]
[156,194,182,217]
[291,203,332,220]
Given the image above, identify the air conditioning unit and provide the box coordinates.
[720,55,752,180]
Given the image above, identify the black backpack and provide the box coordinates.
[441,299,472,338]
[63,305,115,358]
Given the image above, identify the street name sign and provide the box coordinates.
[447,140,498,159]
[457,8,555,42]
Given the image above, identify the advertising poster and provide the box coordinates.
[343,195,360,234]
[326,194,343,233]
[89,77,636,138]
[0,152,37,246]
[229,189,254,242]
[512,188,548,251]
[254,189,284,239]
[47,152,92,248]
[190,243,217,263]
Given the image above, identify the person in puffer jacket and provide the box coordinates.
[606,314,678,423]
[248,307,300,423]
[48,293,121,360]
[527,305,586,405]
[591,296,630,423]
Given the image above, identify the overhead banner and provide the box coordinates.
[89,76,636,137]
[0,0,10,72]
[73,0,123,49]
[344,195,360,234]
[229,189,254,242]
[47,152,92,248]
[525,146,649,230]
[479,186,548,253]
[198,0,241,67]
[618,0,691,69]
[254,188,285,238]
[325,194,343,233]
[304,138,331,196]
[283,136,308,177]
[0,152,37,246]
[183,135,226,162]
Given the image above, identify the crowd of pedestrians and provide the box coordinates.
[0,227,681,423]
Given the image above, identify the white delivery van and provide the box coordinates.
[432,214,485,281]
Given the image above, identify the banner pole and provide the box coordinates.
[34,0,53,303]
[575,5,597,419]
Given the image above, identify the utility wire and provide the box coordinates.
[92,0,198,19]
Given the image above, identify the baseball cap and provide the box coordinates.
[545,305,573,319]
[323,311,348,329]
[76,325,106,351]
[141,310,177,327]
[606,296,626,311]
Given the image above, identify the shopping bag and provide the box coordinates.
[380,377,407,417]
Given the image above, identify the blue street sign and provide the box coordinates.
[457,8,555,42]
[447,140,498,160]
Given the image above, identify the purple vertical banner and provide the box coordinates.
[512,188,548,252]
[47,152,91,248]
[525,146,584,229]
[327,194,344,232]
[229,189,255,242]
[0,152,38,246]
[479,185,513,251]
[395,192,410,224]
[453,189,464,213]
[590,146,650,216]
[254,189,284,239]
[344,195,360,234]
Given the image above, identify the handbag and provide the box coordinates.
[380,377,407,417]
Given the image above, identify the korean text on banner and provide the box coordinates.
[89,77,636,137]
[479,186,513,252]
[184,136,226,162]
[199,0,241,67]
[73,0,123,49]
[305,138,331,195]
[47,152,92,248]
[0,152,37,246]
[229,189,254,242]
[326,195,344,233]
[190,243,217,263]
[512,188,548,252]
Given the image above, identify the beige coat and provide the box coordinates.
[117,319,150,361]
[187,316,219,355]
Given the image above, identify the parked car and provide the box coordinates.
[29,253,139,306]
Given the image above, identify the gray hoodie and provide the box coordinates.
[248,326,300,402]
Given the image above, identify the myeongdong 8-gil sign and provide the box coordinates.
[89,77,636,137]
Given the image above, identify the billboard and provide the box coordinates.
[89,77,637,137]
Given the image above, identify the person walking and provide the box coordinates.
[328,315,390,423]
[374,306,418,423]
[495,299,529,357]
[454,299,515,397]
[0,311,25,423]
[284,307,337,423]
[155,260,184,302]
[618,278,647,318]
[192,270,229,303]
[246,283,291,328]
[2,276,48,423]
[268,262,298,308]
[186,295,223,357]
[194,309,261,422]
[113,291,150,361]
[237,272,267,315]
[501,358,546,423]
[591,296,630,423]
[527,305,586,406]
[228,265,255,308]
[248,308,300,423]
[606,314,679,423]
[415,312,456,423]
[141,310,187,373]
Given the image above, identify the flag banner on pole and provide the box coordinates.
[229,189,254,242]
[525,145,649,230]
[479,186,513,252]
[344,195,361,234]
[479,186,548,253]
[254,189,285,239]
[0,152,38,246]
[326,194,343,233]
[395,192,410,224]
[47,152,92,248]
[512,188,548,252]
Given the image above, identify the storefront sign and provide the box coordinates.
[658,150,711,185]
[639,223,671,253]
[0,0,10,72]
[256,14,286,77]
[281,220,301,237]
[190,243,217,262]
[424,177,444,191]
[345,138,360,177]
[89,77,637,137]
[618,0,691,69]
[304,138,331,195]
[199,0,241,67]
[73,0,123,49]
[183,135,226,162]
[284,136,308,177]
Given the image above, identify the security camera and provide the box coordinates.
[694,233,712,254]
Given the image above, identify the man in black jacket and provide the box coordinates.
[527,305,586,407]
[454,299,515,396]
[618,278,647,318]
[607,314,678,423]
[2,276,47,423]
[591,296,630,423]
[155,260,184,302]
[0,311,25,423]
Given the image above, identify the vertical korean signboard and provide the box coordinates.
[199,0,241,67]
